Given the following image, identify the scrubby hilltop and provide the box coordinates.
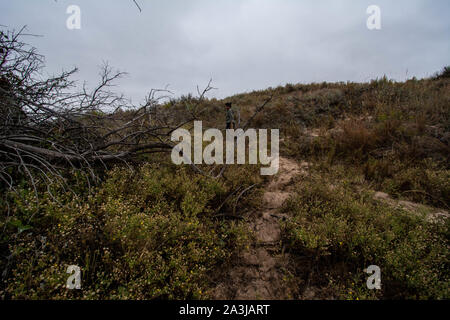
[210,72,450,300]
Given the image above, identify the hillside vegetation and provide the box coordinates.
[1,33,449,299]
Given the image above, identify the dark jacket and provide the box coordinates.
[226,108,234,124]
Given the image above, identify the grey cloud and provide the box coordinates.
[1,0,448,102]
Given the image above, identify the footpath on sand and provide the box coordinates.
[212,157,309,299]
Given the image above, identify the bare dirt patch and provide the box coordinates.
[211,157,306,300]
[373,191,449,223]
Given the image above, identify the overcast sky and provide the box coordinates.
[1,0,449,104]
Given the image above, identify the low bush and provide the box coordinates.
[282,177,449,299]
[0,164,252,299]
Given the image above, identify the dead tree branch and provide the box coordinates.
[0,27,217,199]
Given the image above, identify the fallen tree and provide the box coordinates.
[0,27,214,196]
[0,27,272,198]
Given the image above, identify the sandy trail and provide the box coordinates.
[212,157,308,300]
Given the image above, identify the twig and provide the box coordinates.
[213,186,243,215]
[241,95,273,130]
[132,0,142,12]
[233,184,257,216]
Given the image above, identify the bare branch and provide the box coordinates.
[0,26,225,204]
[132,0,142,12]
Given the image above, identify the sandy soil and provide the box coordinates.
[212,157,308,300]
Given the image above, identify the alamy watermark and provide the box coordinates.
[171,121,279,176]
[364,265,381,290]
[66,5,81,30]
[65,5,381,31]
[367,5,381,30]
[66,265,81,289]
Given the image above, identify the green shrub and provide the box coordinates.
[434,66,450,79]
[282,178,449,299]
[0,164,251,299]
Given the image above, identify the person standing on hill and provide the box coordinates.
[225,102,235,129]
